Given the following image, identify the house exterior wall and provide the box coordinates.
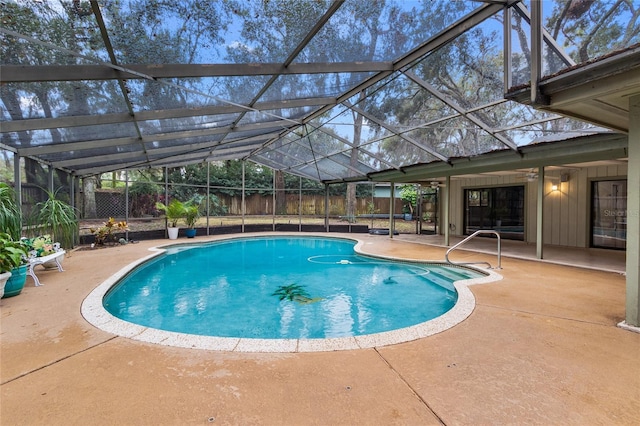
[448,163,628,248]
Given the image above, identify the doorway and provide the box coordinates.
[591,180,627,249]
[464,186,524,240]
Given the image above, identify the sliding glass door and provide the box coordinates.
[592,180,627,249]
[464,186,524,240]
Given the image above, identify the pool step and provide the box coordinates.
[425,267,477,291]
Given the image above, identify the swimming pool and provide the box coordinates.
[82,235,500,352]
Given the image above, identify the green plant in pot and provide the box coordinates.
[0,233,28,299]
[183,203,201,238]
[155,199,186,239]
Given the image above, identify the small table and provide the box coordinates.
[28,250,66,287]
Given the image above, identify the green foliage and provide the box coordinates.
[0,183,22,240]
[183,203,201,229]
[545,0,639,65]
[155,199,187,228]
[399,185,419,214]
[22,234,59,257]
[90,218,129,246]
[31,190,79,250]
[199,193,228,217]
[0,233,28,273]
[129,180,161,217]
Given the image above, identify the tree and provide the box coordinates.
[399,184,419,216]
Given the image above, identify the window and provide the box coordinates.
[591,180,627,249]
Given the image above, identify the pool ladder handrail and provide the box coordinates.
[445,230,502,269]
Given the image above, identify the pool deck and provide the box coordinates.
[1,232,638,425]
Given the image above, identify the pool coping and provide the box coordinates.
[80,235,503,352]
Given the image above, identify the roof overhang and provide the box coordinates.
[365,132,628,183]
[505,46,640,133]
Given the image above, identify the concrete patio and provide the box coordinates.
[1,233,638,425]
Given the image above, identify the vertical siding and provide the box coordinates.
[452,163,627,248]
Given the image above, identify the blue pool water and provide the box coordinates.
[104,237,480,339]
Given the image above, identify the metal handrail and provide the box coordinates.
[445,230,502,269]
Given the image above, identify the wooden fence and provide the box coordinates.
[79,190,402,219]
[222,193,403,216]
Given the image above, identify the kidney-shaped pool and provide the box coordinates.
[82,236,498,352]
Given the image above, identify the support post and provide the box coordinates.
[624,95,640,328]
[242,161,246,233]
[48,165,54,192]
[125,170,129,241]
[70,174,76,246]
[324,184,329,232]
[503,3,512,93]
[13,153,22,212]
[164,167,168,239]
[536,166,545,259]
[206,162,210,236]
[444,176,450,246]
[530,0,545,105]
[389,182,395,239]
[271,167,276,232]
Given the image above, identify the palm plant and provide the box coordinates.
[183,203,201,229]
[31,190,79,250]
[155,199,186,228]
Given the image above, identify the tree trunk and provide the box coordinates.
[274,170,287,214]
[346,183,357,222]
[83,176,98,219]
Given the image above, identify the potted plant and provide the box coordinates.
[0,182,22,241]
[30,189,79,250]
[399,184,418,221]
[22,234,65,269]
[183,203,201,238]
[155,199,186,239]
[0,233,28,298]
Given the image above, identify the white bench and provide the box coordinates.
[28,250,65,287]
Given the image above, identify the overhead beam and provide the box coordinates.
[512,1,576,68]
[49,131,278,168]
[18,121,289,156]
[0,61,394,83]
[1,97,326,133]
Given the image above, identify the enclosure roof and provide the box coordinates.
[1,0,638,182]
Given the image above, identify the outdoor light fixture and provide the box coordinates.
[551,184,559,191]
[430,181,439,189]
